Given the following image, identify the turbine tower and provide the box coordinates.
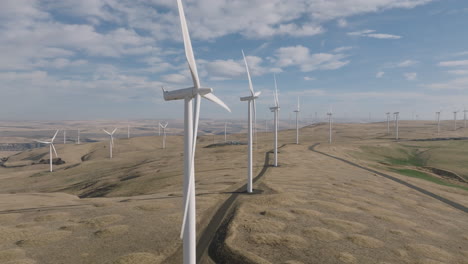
[127,123,130,139]
[103,128,117,159]
[394,112,400,140]
[77,130,80,144]
[453,111,458,131]
[386,112,391,135]
[436,111,441,135]
[240,50,261,193]
[294,97,300,144]
[464,108,467,128]
[224,122,227,142]
[161,1,231,263]
[269,74,280,167]
[159,122,168,149]
[35,130,59,172]
[327,108,333,144]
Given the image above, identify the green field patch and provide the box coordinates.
[392,169,468,191]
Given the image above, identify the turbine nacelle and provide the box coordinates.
[162,87,212,101]
[240,94,259,101]
[270,106,280,112]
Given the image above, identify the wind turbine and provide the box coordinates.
[327,107,333,144]
[77,130,81,144]
[386,112,391,135]
[161,1,231,263]
[34,130,59,172]
[224,122,227,142]
[294,97,300,144]
[240,50,261,193]
[269,74,280,167]
[103,128,117,159]
[394,112,399,140]
[436,111,441,135]
[127,123,130,139]
[453,111,458,131]
[159,122,168,149]
[464,108,467,128]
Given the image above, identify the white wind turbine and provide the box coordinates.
[127,123,130,139]
[77,130,81,144]
[436,111,441,135]
[294,97,300,144]
[63,130,66,144]
[327,107,333,144]
[240,50,261,193]
[161,1,231,263]
[103,128,117,159]
[35,130,59,172]
[386,112,391,135]
[464,108,467,128]
[159,122,168,149]
[269,74,280,167]
[224,122,227,142]
[394,112,400,140]
[453,110,458,131]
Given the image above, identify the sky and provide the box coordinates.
[1,0,468,122]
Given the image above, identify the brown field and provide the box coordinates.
[0,120,467,264]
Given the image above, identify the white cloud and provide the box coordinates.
[304,76,316,81]
[425,77,468,90]
[404,72,418,80]
[333,46,353,53]
[397,60,418,67]
[274,45,350,72]
[337,19,348,28]
[376,71,385,78]
[439,60,468,67]
[447,70,468,75]
[347,29,401,39]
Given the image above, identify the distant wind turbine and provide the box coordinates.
[127,123,130,139]
[103,128,117,159]
[77,130,80,144]
[269,74,280,167]
[453,111,458,131]
[159,122,168,149]
[394,112,400,140]
[327,107,333,144]
[224,122,227,142]
[294,97,300,144]
[386,112,391,135]
[240,50,261,193]
[436,111,441,135]
[464,108,467,128]
[161,0,231,263]
[35,130,59,172]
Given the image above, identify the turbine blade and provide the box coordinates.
[297,97,300,111]
[51,130,59,142]
[51,143,58,158]
[176,0,200,88]
[103,129,111,135]
[202,93,231,112]
[273,74,279,107]
[242,50,254,96]
[35,140,50,144]
[112,128,117,134]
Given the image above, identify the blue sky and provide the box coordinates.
[1,0,468,121]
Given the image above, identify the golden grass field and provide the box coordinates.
[0,120,467,264]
